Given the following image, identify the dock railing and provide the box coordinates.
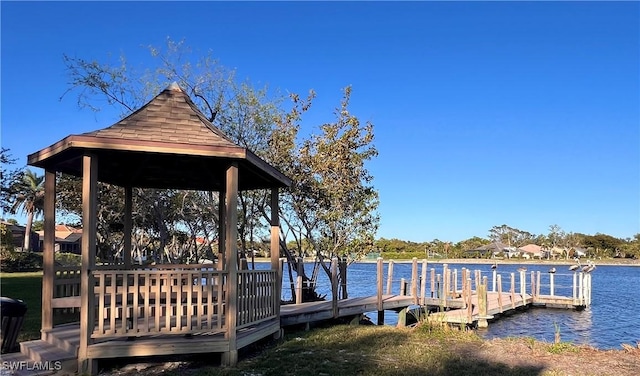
[375,257,593,318]
[291,257,349,319]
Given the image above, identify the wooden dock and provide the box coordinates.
[280,295,414,326]
[384,258,593,328]
[278,258,593,329]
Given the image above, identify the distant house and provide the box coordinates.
[1,220,40,251]
[570,247,587,258]
[517,244,545,259]
[549,246,566,259]
[36,224,82,254]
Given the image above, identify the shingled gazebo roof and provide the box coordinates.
[28,83,291,191]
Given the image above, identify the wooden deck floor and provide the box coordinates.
[428,292,533,324]
[280,294,415,326]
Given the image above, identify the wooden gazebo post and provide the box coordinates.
[270,188,281,316]
[41,169,56,335]
[218,190,226,270]
[222,163,239,366]
[123,186,133,267]
[78,154,98,374]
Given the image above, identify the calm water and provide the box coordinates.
[265,261,640,350]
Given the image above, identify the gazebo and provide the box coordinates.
[27,83,290,374]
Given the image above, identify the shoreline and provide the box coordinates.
[252,257,640,266]
[357,257,640,266]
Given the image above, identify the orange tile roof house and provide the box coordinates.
[36,225,82,254]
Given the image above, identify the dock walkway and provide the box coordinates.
[279,258,593,329]
[280,294,414,326]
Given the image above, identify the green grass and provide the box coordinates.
[1,271,79,342]
[0,271,44,341]
[546,342,579,355]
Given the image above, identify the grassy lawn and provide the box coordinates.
[0,271,44,341]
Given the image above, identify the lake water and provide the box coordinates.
[266,260,640,350]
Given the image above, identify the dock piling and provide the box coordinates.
[477,281,489,328]
[453,269,458,296]
[510,273,516,309]
[411,258,418,304]
[497,274,503,313]
[430,268,436,298]
[420,260,427,305]
[386,260,394,295]
[465,277,472,322]
[492,269,497,292]
[578,272,584,306]
[376,257,384,325]
[331,258,338,318]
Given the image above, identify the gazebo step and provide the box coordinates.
[1,339,78,376]
[42,324,80,356]
[20,340,75,364]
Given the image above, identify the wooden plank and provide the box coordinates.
[86,336,230,359]
[237,320,280,350]
[52,297,81,309]
[421,298,465,309]
[109,272,116,335]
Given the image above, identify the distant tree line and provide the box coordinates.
[375,224,640,260]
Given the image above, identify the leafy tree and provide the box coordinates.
[456,236,490,254]
[488,224,512,245]
[620,234,640,259]
[267,87,379,296]
[582,233,623,258]
[488,224,533,249]
[32,220,44,232]
[7,169,44,251]
[0,222,15,254]
[300,86,378,262]
[1,148,22,217]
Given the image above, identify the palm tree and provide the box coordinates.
[9,169,44,251]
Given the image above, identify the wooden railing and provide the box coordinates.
[52,264,281,337]
[91,269,227,338]
[53,266,81,312]
[237,270,279,329]
[376,258,593,310]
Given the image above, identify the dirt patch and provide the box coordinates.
[476,338,640,376]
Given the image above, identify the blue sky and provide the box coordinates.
[2,1,638,243]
